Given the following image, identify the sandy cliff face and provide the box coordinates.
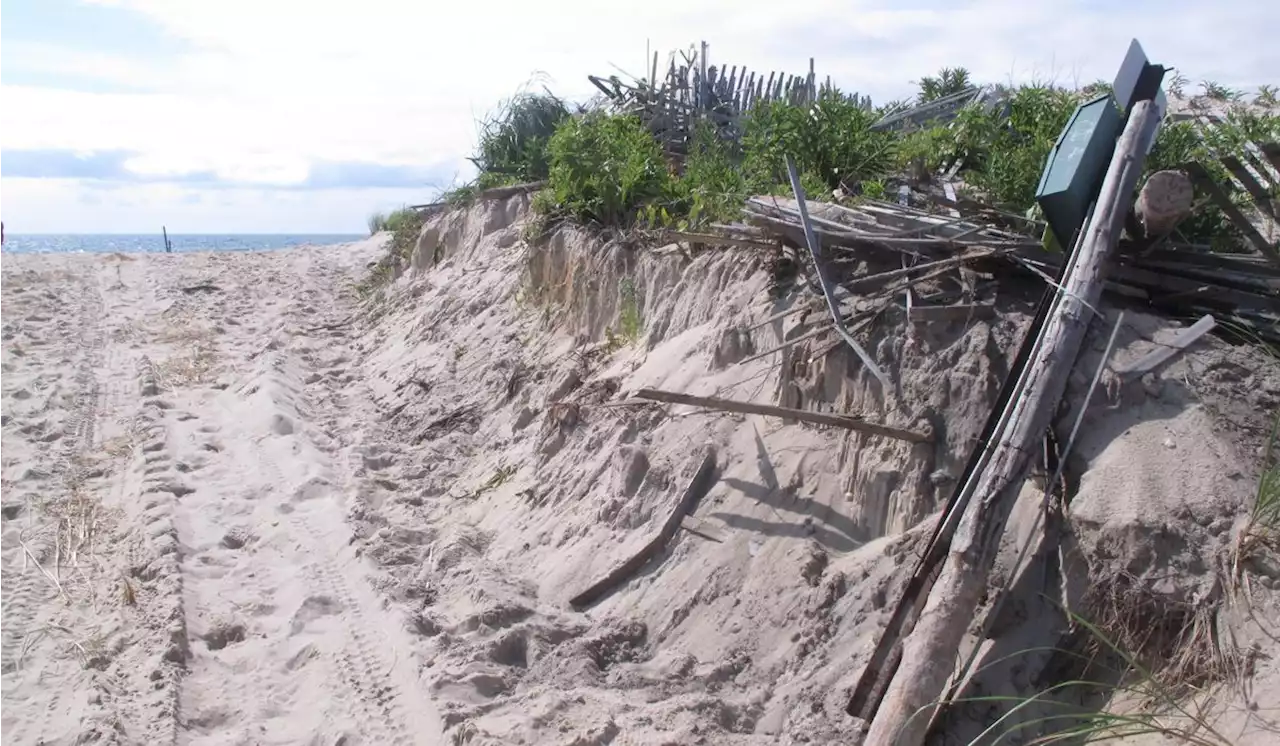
[346,196,1279,744]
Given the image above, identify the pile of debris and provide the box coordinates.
[663,183,1279,348]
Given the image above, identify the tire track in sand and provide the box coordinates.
[1,256,109,746]
[168,250,439,745]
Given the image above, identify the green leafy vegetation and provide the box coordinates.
[366,206,421,236]
[440,64,1278,251]
[1257,85,1279,107]
[359,207,425,296]
[916,66,972,103]
[470,89,571,184]
[742,92,895,194]
[1200,80,1242,102]
[543,111,672,225]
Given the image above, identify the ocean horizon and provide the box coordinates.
[2,233,367,255]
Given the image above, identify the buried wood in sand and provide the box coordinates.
[630,387,932,444]
[569,447,718,610]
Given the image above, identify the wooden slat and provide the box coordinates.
[1185,162,1280,268]
[569,448,718,609]
[1259,142,1280,172]
[632,388,931,443]
[1221,155,1278,219]
[1114,314,1217,376]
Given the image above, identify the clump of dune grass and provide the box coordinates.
[1233,414,1280,588]
[471,86,572,185]
[918,609,1243,746]
[359,206,427,298]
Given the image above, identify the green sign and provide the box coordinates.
[1034,93,1122,248]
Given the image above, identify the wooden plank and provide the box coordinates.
[661,230,779,250]
[1241,147,1280,190]
[569,448,718,609]
[940,182,962,218]
[634,388,930,442]
[1185,162,1280,267]
[1260,142,1280,173]
[861,97,1164,746]
[1221,155,1278,219]
[1113,314,1216,376]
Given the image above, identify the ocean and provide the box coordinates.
[1,234,366,255]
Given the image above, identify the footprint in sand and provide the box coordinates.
[269,414,295,436]
[288,595,344,635]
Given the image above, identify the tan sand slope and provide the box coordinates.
[3,195,1279,745]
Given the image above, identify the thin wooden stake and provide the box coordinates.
[785,155,892,390]
[632,388,930,443]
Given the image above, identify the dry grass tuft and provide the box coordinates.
[1233,415,1280,587]
[1082,570,1243,699]
[152,320,221,386]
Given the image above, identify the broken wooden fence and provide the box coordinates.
[590,42,871,159]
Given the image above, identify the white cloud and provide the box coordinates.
[3,0,1277,232]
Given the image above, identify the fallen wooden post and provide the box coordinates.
[569,447,718,609]
[860,96,1165,746]
[632,388,931,443]
[1114,313,1216,377]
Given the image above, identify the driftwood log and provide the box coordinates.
[861,97,1165,746]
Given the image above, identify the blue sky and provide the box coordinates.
[2,0,1277,233]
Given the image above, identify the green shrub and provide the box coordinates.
[895,125,958,182]
[743,92,895,194]
[916,67,972,103]
[545,112,673,225]
[359,207,425,295]
[925,84,1082,212]
[667,126,747,227]
[367,207,421,236]
[471,90,571,184]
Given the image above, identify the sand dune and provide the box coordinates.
[3,197,1279,745]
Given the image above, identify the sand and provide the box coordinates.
[2,243,442,744]
[3,196,1279,745]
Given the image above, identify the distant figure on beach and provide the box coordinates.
[2,222,5,247]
